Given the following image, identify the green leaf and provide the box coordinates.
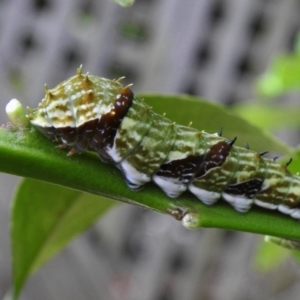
[11,178,116,300]
[111,0,135,7]
[120,20,148,41]
[294,32,300,55]
[1,94,300,298]
[283,147,300,175]
[292,251,300,264]
[232,103,300,130]
[255,54,300,97]
[264,236,300,251]
[253,237,290,273]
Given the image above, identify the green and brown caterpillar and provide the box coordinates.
[27,66,300,219]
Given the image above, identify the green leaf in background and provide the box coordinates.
[253,237,290,273]
[120,20,148,41]
[283,147,300,175]
[232,103,300,131]
[11,179,116,300]
[255,54,300,98]
[111,0,135,7]
[294,31,300,55]
[292,251,300,265]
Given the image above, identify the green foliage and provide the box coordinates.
[232,103,300,131]
[253,237,290,273]
[235,35,300,134]
[255,33,300,98]
[1,93,300,298]
[11,179,115,299]
[111,0,135,7]
[249,37,300,268]
[120,20,149,41]
[255,54,300,98]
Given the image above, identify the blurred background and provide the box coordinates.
[1,0,300,299]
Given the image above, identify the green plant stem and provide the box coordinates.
[1,123,300,239]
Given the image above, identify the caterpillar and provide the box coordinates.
[27,66,300,220]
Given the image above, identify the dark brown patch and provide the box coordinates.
[89,87,134,162]
[76,119,98,152]
[195,140,233,178]
[223,179,264,198]
[168,207,187,221]
[155,155,204,184]
[284,196,300,208]
[37,126,79,147]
